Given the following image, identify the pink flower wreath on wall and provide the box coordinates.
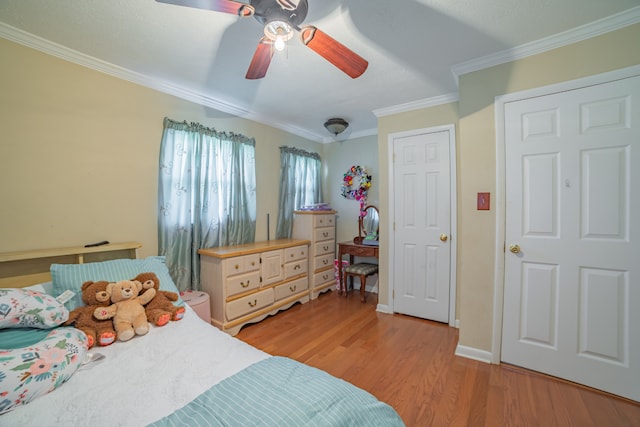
[341,165,372,216]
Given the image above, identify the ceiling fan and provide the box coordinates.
[156,0,368,80]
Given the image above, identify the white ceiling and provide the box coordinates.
[1,0,639,142]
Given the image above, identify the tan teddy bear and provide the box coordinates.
[93,280,156,342]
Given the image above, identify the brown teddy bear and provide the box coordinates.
[133,272,185,327]
[93,280,156,342]
[62,280,117,348]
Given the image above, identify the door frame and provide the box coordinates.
[491,64,640,363]
[387,124,458,327]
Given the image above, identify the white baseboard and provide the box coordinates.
[455,344,493,364]
[376,304,392,314]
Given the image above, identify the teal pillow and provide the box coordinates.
[51,257,184,310]
[0,328,52,349]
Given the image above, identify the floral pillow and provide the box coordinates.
[0,327,88,415]
[0,289,69,329]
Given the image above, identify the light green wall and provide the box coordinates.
[377,22,640,352]
[323,134,379,245]
[0,38,321,257]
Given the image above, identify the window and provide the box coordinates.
[275,146,322,238]
[158,118,256,290]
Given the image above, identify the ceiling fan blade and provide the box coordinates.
[245,37,274,80]
[299,26,368,79]
[155,0,254,17]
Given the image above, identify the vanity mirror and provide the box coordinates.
[354,205,379,244]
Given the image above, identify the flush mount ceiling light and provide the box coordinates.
[324,118,349,136]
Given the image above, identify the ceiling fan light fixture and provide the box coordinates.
[264,20,294,51]
[324,118,349,136]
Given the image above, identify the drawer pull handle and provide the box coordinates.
[323,246,328,251]
[289,285,297,292]
[251,261,255,266]
[241,280,250,288]
[323,259,328,264]
[323,274,329,280]
[294,264,300,270]
[290,253,294,258]
[235,264,239,270]
[323,232,328,237]
[248,299,257,307]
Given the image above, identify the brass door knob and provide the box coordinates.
[440,234,448,242]
[509,244,521,254]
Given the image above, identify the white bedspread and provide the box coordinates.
[1,305,269,426]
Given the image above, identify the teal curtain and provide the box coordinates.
[158,118,256,291]
[276,147,322,238]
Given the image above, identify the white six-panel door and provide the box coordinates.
[501,74,639,401]
[392,128,452,323]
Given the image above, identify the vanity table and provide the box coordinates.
[337,241,379,295]
[337,205,380,296]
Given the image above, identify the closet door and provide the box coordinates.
[502,74,640,401]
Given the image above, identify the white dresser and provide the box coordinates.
[292,210,336,299]
[199,239,310,336]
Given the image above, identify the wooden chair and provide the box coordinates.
[343,262,378,302]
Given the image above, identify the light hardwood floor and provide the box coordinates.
[236,290,640,427]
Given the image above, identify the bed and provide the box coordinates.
[0,242,404,426]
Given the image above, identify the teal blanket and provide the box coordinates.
[150,356,404,426]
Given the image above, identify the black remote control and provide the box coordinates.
[84,240,110,247]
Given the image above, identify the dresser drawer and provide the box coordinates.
[313,269,335,287]
[313,214,335,228]
[284,245,307,262]
[274,277,307,301]
[284,258,307,279]
[226,288,274,321]
[223,253,260,277]
[313,253,334,271]
[226,271,261,297]
[314,226,334,242]
[314,240,334,257]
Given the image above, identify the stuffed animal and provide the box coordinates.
[62,280,117,348]
[133,272,185,327]
[93,280,156,342]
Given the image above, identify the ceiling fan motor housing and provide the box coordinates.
[251,0,308,27]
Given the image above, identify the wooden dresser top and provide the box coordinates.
[198,239,310,259]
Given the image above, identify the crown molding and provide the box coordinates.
[373,6,640,117]
[372,92,459,118]
[0,23,253,118]
[451,5,640,83]
[0,22,326,142]
[3,5,638,142]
